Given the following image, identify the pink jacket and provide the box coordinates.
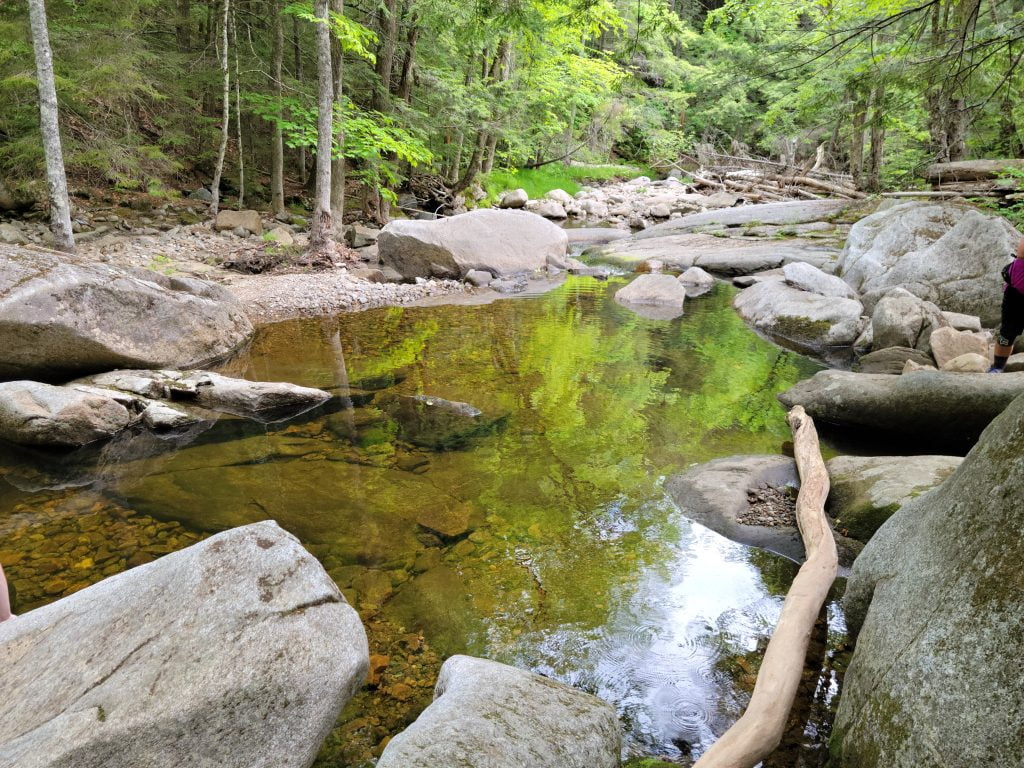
[1010,259,1024,294]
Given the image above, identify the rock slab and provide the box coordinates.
[0,521,369,768]
[779,369,1024,443]
[834,392,1024,768]
[376,655,621,768]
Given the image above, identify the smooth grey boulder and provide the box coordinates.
[678,265,716,287]
[615,273,687,307]
[734,279,864,352]
[0,245,253,381]
[778,369,1024,442]
[854,346,933,374]
[782,261,858,300]
[838,201,1019,324]
[834,393,1024,768]
[825,454,961,541]
[498,188,528,209]
[0,521,369,768]
[0,381,132,448]
[870,287,948,353]
[378,209,568,279]
[376,655,621,768]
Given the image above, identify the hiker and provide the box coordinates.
[0,563,13,622]
[991,237,1024,372]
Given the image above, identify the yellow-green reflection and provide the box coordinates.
[0,277,827,766]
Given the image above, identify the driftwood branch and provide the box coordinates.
[693,406,838,768]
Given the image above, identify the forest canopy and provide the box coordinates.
[1,0,1021,208]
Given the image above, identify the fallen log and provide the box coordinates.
[925,158,1024,183]
[882,190,1001,199]
[771,174,866,199]
[693,406,838,768]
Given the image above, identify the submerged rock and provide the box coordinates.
[0,381,132,448]
[378,209,568,279]
[778,369,1024,443]
[376,655,621,768]
[825,455,961,541]
[615,274,687,306]
[0,521,369,768]
[834,393,1024,767]
[0,244,253,381]
[382,394,498,450]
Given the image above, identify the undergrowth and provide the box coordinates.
[479,163,650,206]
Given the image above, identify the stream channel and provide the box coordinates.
[0,276,847,766]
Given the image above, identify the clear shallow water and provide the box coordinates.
[0,277,843,765]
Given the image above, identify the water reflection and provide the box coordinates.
[0,277,834,765]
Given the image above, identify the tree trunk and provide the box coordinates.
[176,0,191,51]
[866,84,886,192]
[28,0,75,253]
[293,14,307,187]
[308,0,334,260]
[483,133,498,174]
[232,7,244,209]
[270,0,285,215]
[849,94,866,189]
[397,18,419,103]
[209,0,231,216]
[330,0,345,233]
[371,0,398,111]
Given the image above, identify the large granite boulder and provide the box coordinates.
[734,279,864,353]
[378,209,568,279]
[0,521,369,768]
[376,655,621,768]
[825,455,962,541]
[837,202,1019,324]
[778,369,1024,443]
[0,245,253,381]
[833,393,1024,767]
[0,381,132,448]
[870,287,948,353]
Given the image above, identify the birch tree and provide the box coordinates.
[27,0,75,253]
[209,0,230,216]
[270,0,285,215]
[307,0,334,261]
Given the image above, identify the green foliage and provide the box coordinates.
[480,163,647,204]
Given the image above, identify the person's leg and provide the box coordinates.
[992,289,1024,372]
[0,563,13,621]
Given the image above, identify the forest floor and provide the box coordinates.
[0,192,471,324]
